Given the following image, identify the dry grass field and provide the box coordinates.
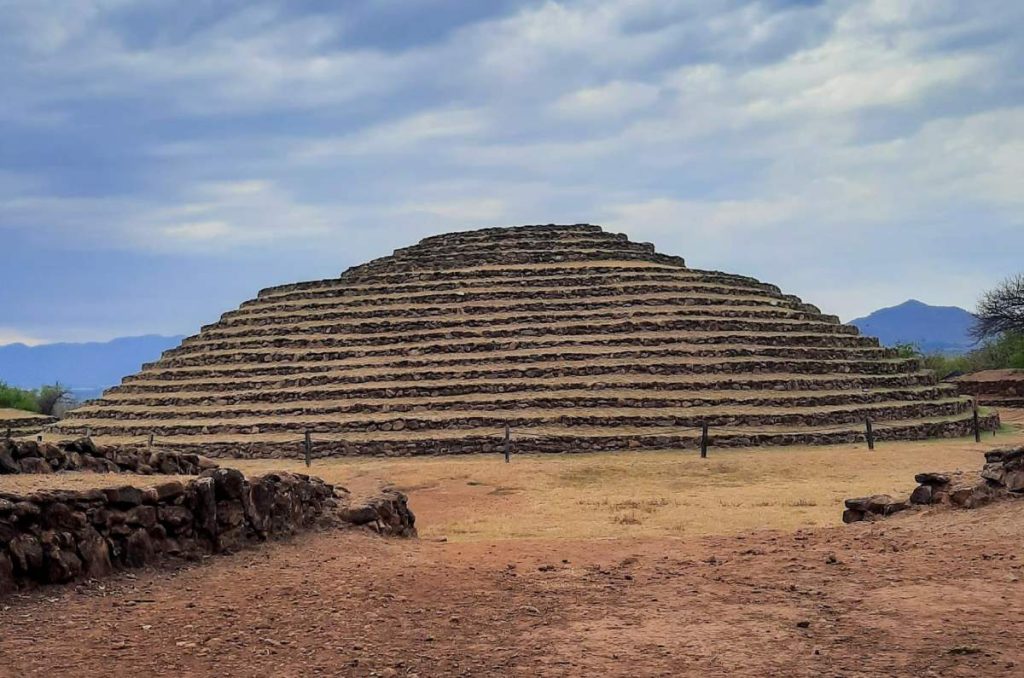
[228,424,1023,542]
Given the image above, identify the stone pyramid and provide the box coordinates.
[57,224,990,458]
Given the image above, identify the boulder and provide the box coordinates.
[40,444,67,470]
[41,502,87,531]
[215,500,245,529]
[153,480,185,502]
[843,497,873,512]
[842,508,868,524]
[12,441,38,460]
[1003,470,1024,493]
[208,468,246,501]
[125,505,158,528]
[41,534,83,584]
[19,458,52,474]
[185,477,217,538]
[157,506,194,535]
[7,534,44,574]
[909,484,933,505]
[103,486,144,508]
[0,551,14,594]
[75,526,113,579]
[913,472,950,486]
[0,444,20,474]
[65,437,99,457]
[125,528,154,567]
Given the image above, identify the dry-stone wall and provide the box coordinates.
[1,438,216,475]
[843,445,1024,523]
[952,370,1024,408]
[55,224,990,457]
[0,408,56,439]
[0,468,416,594]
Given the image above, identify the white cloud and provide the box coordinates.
[295,108,490,160]
[2,0,1023,337]
[397,198,508,223]
[163,220,234,241]
[0,328,47,346]
[550,80,661,120]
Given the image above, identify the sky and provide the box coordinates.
[1,0,1022,344]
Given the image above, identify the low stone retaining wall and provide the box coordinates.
[102,413,999,460]
[1,438,217,476]
[951,370,1024,408]
[843,445,1024,523]
[0,468,416,594]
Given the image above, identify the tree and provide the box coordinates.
[973,273,1024,341]
[36,383,72,416]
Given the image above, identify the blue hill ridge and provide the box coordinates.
[849,300,975,354]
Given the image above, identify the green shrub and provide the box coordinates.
[916,332,1024,379]
[0,381,74,415]
[0,382,41,413]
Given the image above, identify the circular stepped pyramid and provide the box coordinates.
[56,224,996,458]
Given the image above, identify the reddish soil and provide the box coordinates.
[2,499,1022,677]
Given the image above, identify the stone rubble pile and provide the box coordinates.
[0,438,217,475]
[843,445,1024,523]
[0,468,416,594]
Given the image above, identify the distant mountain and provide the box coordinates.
[0,335,184,401]
[849,300,976,354]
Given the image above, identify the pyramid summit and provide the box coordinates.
[56,223,991,457]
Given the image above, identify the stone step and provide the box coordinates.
[59,411,997,459]
[204,304,834,341]
[220,298,827,332]
[232,281,812,317]
[149,343,893,374]
[165,319,867,360]
[350,263,762,289]
[119,355,922,391]
[342,247,689,276]
[261,265,778,303]
[56,398,971,437]
[71,386,966,421]
[167,332,881,367]
[254,269,782,304]
[185,307,844,351]
[58,395,974,438]
[97,372,947,403]
[388,238,658,261]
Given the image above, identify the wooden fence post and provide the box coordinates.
[973,402,981,443]
[304,430,312,467]
[504,423,511,463]
[700,422,709,459]
[865,419,875,451]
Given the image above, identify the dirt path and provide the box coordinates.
[2,500,1022,677]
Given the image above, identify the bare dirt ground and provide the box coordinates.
[1,502,1021,677]
[2,419,1023,677]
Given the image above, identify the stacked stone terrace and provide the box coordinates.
[56,224,992,458]
[1,408,57,439]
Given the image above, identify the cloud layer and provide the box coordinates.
[2,0,1022,341]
